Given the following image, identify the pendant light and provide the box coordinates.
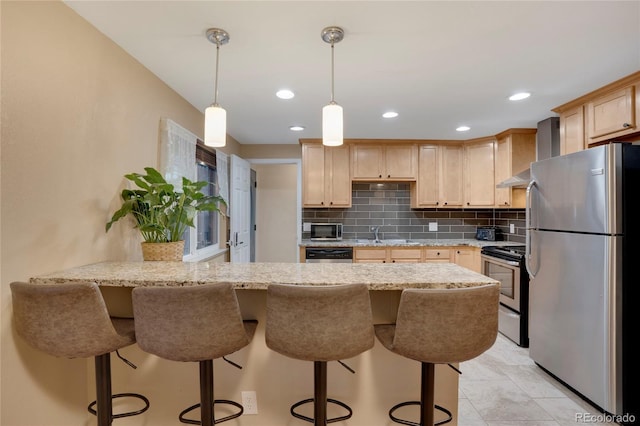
[321,26,344,147]
[204,28,229,147]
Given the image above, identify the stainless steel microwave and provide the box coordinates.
[310,223,343,241]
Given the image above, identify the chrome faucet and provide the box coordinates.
[371,226,381,243]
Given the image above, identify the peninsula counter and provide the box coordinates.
[30,261,498,426]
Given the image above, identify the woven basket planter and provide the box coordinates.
[141,241,185,261]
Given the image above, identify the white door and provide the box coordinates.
[229,154,251,263]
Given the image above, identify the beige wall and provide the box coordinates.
[252,164,298,262]
[0,1,238,424]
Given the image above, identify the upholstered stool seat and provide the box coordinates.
[265,283,374,426]
[375,284,499,426]
[132,282,257,426]
[10,281,149,426]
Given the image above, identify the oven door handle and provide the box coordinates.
[481,255,520,268]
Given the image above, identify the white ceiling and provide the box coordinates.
[64,1,640,145]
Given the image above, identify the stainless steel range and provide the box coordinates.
[481,245,529,347]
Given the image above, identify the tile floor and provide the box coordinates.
[458,333,619,426]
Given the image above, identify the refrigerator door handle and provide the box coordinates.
[525,180,537,277]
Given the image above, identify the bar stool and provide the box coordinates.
[375,284,499,426]
[265,283,374,426]
[131,282,257,426]
[10,281,150,426]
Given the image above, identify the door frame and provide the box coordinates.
[245,158,302,263]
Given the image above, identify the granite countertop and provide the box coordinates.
[299,238,523,248]
[29,261,498,291]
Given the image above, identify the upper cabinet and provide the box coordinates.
[411,143,464,208]
[301,143,351,208]
[559,106,585,155]
[464,139,495,208]
[351,144,417,180]
[554,71,640,151]
[494,129,536,208]
[586,86,636,144]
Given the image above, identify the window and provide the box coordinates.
[183,142,224,260]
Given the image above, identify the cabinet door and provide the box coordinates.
[413,145,439,207]
[439,145,464,207]
[424,248,451,262]
[352,145,384,179]
[560,106,585,155]
[354,247,387,263]
[453,247,480,273]
[385,145,417,180]
[464,141,495,207]
[327,145,351,207]
[494,136,511,207]
[302,144,326,207]
[389,248,422,263]
[587,87,636,143]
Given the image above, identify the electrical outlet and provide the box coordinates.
[241,391,258,415]
[429,222,438,232]
[510,223,515,234]
[303,222,311,232]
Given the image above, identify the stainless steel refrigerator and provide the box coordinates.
[526,143,639,421]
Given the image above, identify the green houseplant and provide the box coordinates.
[106,167,226,260]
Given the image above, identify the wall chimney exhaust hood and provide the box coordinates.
[496,168,531,188]
[496,117,560,189]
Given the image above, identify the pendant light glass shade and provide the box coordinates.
[204,28,229,147]
[321,26,344,147]
[322,102,343,146]
[204,105,227,147]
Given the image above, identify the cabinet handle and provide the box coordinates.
[623,123,631,128]
[504,201,509,206]
[392,260,396,263]
[387,174,391,178]
[320,201,324,205]
[457,250,461,254]
[383,260,386,263]
[444,202,448,206]
[436,202,439,206]
[330,201,333,205]
[379,174,382,178]
[467,202,470,206]
[437,252,440,256]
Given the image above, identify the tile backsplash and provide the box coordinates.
[303,183,525,243]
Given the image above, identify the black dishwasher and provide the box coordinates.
[305,247,353,263]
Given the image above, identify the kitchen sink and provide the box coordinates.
[355,239,420,245]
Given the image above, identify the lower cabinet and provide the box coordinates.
[353,246,481,271]
[354,247,422,263]
[452,247,481,273]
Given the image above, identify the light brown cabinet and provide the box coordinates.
[411,144,439,208]
[354,247,423,263]
[554,71,640,151]
[586,86,637,144]
[452,247,481,273]
[351,144,417,180]
[439,144,465,207]
[302,143,351,208]
[423,248,451,263]
[559,106,585,155]
[494,129,536,208]
[464,139,495,207]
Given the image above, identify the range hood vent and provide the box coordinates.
[496,168,530,188]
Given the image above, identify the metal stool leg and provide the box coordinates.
[95,353,113,426]
[290,361,353,425]
[179,360,244,425]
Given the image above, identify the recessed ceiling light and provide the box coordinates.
[509,92,531,101]
[276,89,295,99]
[382,111,398,118]
[456,126,470,132]
[289,126,305,131]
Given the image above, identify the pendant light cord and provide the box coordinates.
[330,42,335,103]
[213,43,220,106]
